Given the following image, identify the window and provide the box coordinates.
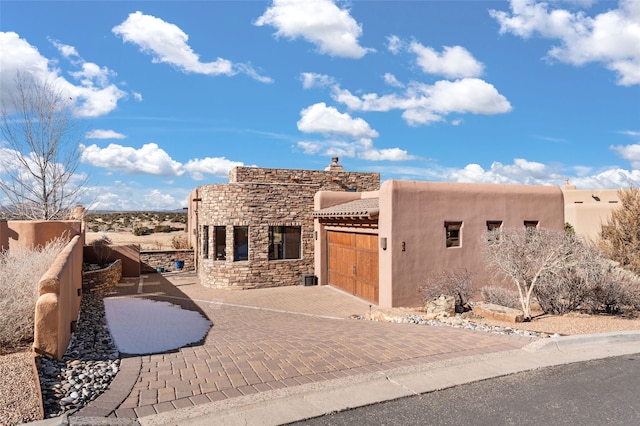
[445,222,462,248]
[486,221,502,243]
[202,225,209,259]
[234,226,249,261]
[524,220,539,229]
[214,226,226,260]
[269,226,301,260]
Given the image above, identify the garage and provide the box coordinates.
[327,231,379,303]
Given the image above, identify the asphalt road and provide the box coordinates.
[294,353,640,426]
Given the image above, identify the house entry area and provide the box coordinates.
[327,231,379,304]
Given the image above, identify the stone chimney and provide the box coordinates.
[324,157,344,172]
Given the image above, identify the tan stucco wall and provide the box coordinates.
[6,220,83,250]
[561,186,621,241]
[34,234,83,359]
[378,181,565,308]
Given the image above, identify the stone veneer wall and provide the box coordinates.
[140,249,195,273]
[196,167,379,289]
[82,259,122,293]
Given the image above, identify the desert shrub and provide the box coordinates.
[598,187,640,274]
[154,224,172,233]
[133,226,148,236]
[171,234,189,249]
[480,286,520,310]
[89,235,113,267]
[419,269,474,310]
[0,238,67,350]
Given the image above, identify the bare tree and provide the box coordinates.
[0,73,86,220]
[598,187,640,274]
[482,227,582,320]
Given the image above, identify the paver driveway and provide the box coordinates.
[79,272,535,419]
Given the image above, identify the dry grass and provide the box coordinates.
[85,230,188,251]
[0,239,67,352]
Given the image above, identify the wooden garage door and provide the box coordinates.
[327,231,379,303]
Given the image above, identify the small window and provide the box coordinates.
[269,226,301,260]
[234,226,249,261]
[202,225,209,259]
[486,221,502,243]
[524,220,539,229]
[214,226,226,260]
[445,222,462,248]
[609,201,618,204]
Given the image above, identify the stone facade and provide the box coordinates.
[140,249,195,273]
[82,259,123,294]
[190,159,380,289]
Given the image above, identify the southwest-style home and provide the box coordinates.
[187,159,380,289]
[313,180,566,308]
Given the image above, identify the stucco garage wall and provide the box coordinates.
[378,180,565,308]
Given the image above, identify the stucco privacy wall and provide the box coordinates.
[34,233,83,359]
[561,183,621,241]
[378,180,566,308]
[4,220,83,250]
[190,163,380,289]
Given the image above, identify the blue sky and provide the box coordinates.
[1,0,639,211]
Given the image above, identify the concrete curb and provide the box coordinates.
[523,330,640,352]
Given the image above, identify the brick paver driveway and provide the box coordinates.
[96,272,534,419]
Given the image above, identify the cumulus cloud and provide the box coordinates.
[611,143,640,168]
[297,102,379,138]
[80,143,184,176]
[0,32,127,117]
[383,73,404,88]
[409,43,485,78]
[183,157,246,180]
[255,0,372,58]
[332,78,512,126]
[113,11,272,82]
[296,103,414,161]
[85,129,126,140]
[490,0,640,85]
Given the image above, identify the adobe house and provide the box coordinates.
[561,180,621,242]
[313,180,565,308]
[188,159,380,289]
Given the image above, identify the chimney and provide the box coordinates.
[324,157,344,172]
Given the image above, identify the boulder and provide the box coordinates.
[472,302,524,323]
[425,295,455,320]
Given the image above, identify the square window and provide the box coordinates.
[269,226,301,260]
[234,226,249,261]
[486,221,502,242]
[445,221,462,248]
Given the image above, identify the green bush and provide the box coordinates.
[133,226,148,236]
[154,225,173,233]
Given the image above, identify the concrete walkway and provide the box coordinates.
[30,271,640,426]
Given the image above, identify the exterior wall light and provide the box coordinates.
[380,237,387,250]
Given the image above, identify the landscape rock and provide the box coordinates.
[472,302,525,323]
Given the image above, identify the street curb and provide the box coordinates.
[523,330,640,352]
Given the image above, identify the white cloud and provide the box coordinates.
[386,35,404,54]
[297,102,379,138]
[0,31,127,117]
[85,129,126,140]
[490,0,640,85]
[80,143,184,176]
[332,78,512,126]
[255,0,372,58]
[133,92,143,102]
[357,139,415,161]
[409,43,485,78]
[183,157,246,180]
[300,72,336,89]
[50,39,79,59]
[113,11,272,83]
[611,143,640,168]
[383,73,404,88]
